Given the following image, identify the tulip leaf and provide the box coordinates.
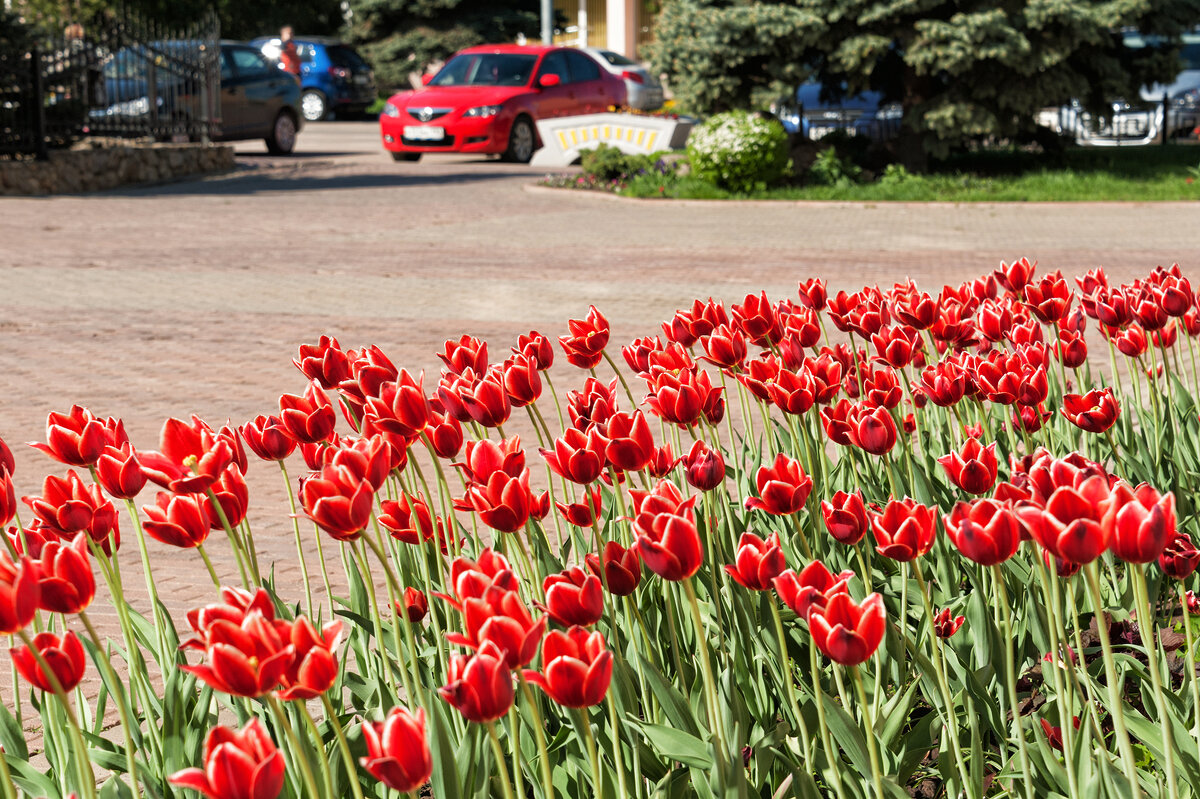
[819,693,871,780]
[99,774,135,799]
[636,651,702,737]
[627,719,714,769]
[427,698,463,799]
[0,703,26,762]
[5,753,59,798]
[879,677,921,746]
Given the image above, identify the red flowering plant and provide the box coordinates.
[5,260,1200,799]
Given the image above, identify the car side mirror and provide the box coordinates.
[421,73,433,86]
[538,73,561,89]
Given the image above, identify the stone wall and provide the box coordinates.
[0,142,235,195]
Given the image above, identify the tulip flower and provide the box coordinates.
[1040,717,1082,753]
[919,360,968,407]
[699,324,748,369]
[1159,532,1200,580]
[542,567,604,627]
[182,609,295,697]
[585,541,642,596]
[501,353,543,407]
[559,306,611,369]
[12,631,86,693]
[566,377,619,430]
[541,427,607,485]
[797,278,827,310]
[0,436,13,477]
[440,641,516,723]
[361,706,433,793]
[732,291,782,346]
[0,470,15,528]
[937,439,999,495]
[848,404,898,455]
[439,334,489,377]
[456,437,526,484]
[142,492,212,549]
[1015,475,1112,565]
[94,442,147,499]
[820,399,856,445]
[933,608,965,639]
[33,533,94,615]
[683,439,725,491]
[170,718,285,799]
[277,380,337,445]
[523,626,613,708]
[400,587,429,622]
[995,257,1036,296]
[514,330,554,370]
[204,465,250,530]
[820,491,869,545]
[1024,272,1072,323]
[137,415,238,494]
[29,405,107,467]
[943,499,1021,566]
[871,326,921,369]
[0,555,39,635]
[725,532,786,591]
[745,453,813,515]
[276,617,342,701]
[604,411,656,473]
[379,492,442,546]
[1062,388,1120,434]
[1104,482,1175,564]
[645,368,721,428]
[300,462,376,541]
[773,560,854,620]
[809,592,887,666]
[870,498,938,562]
[441,550,519,609]
[637,512,703,582]
[294,335,350,390]
[768,366,818,415]
[448,587,546,669]
[181,587,278,652]
[1115,324,1148,358]
[460,369,513,428]
[465,470,534,534]
[23,471,111,537]
[364,370,431,438]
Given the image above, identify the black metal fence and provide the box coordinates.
[1039,96,1199,147]
[1,6,219,158]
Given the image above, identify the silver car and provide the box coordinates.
[1040,30,1200,146]
[582,48,664,111]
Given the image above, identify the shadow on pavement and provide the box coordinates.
[101,167,534,197]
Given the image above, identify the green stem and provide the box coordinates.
[204,486,256,588]
[682,578,728,773]
[122,498,169,663]
[486,721,517,799]
[297,702,337,798]
[518,676,556,799]
[575,708,603,798]
[268,696,323,799]
[992,567,1035,799]
[851,665,885,799]
[808,637,849,799]
[1131,565,1179,799]
[279,461,316,617]
[80,612,142,799]
[321,694,366,799]
[1178,586,1200,763]
[769,599,811,757]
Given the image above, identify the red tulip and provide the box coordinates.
[440,641,515,722]
[871,326,921,369]
[820,399,856,445]
[1159,532,1199,580]
[555,483,604,528]
[1024,272,1072,323]
[567,377,620,430]
[426,407,464,459]
[849,404,897,456]
[460,370,513,428]
[541,567,604,627]
[361,706,432,793]
[439,334,489,377]
[1061,389,1120,434]
[0,469,15,528]
[204,465,249,530]
[364,370,431,438]
[11,631,85,693]
[820,491,869,545]
[541,427,607,485]
[501,353,543,407]
[745,453,812,515]
[636,512,703,582]
[94,443,147,499]
[933,608,965,639]
[1115,324,1148,358]
[919,360,968,407]
[699,324,748,370]
[683,439,725,492]
[768,366,818,415]
[277,381,337,445]
[29,405,107,467]
[455,437,525,484]
[870,498,938,562]
[514,331,554,370]
[448,587,546,669]
[0,436,13,477]
[465,470,534,534]
[585,541,642,596]
[559,306,611,369]
[33,533,94,614]
[523,626,612,708]
[169,718,285,799]
[725,532,786,591]
[1016,475,1112,565]
[773,560,854,621]
[180,587,278,652]
[0,555,38,635]
[142,492,211,549]
[181,609,294,697]
[442,550,519,609]
[379,493,443,546]
[1039,717,1081,753]
[797,278,827,310]
[809,592,887,665]
[995,257,1036,296]
[645,368,722,428]
[299,462,375,541]
[937,439,998,495]
[732,291,782,346]
[23,471,120,554]
[1104,482,1175,564]
[943,499,1021,566]
[864,367,902,409]
[276,617,343,701]
[400,587,429,622]
[604,411,656,473]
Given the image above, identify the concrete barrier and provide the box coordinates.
[530,113,695,168]
[0,141,234,195]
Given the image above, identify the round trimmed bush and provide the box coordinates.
[686,111,789,193]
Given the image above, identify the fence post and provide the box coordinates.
[1162,90,1169,146]
[30,47,48,161]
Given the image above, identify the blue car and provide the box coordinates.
[771,81,902,140]
[252,36,377,122]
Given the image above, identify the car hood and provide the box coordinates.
[795,82,883,111]
[389,84,529,110]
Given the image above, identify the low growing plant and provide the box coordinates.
[686,110,789,192]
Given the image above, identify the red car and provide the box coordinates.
[380,44,627,163]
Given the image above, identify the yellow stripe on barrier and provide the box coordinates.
[646,131,658,151]
[557,131,569,150]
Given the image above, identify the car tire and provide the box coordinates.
[300,90,328,122]
[391,152,422,162]
[502,116,536,164]
[265,110,298,155]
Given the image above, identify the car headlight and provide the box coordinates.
[1172,88,1200,108]
[382,102,400,117]
[463,104,502,118]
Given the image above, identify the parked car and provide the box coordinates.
[90,41,302,153]
[770,81,902,140]
[252,36,377,122]
[1039,30,1200,145]
[581,47,663,111]
[379,44,626,163]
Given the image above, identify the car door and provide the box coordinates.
[227,46,292,138]
[564,50,611,114]
[216,48,248,137]
[532,50,573,119]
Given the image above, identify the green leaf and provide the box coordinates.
[427,700,462,799]
[626,719,714,769]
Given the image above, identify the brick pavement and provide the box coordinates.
[0,121,1197,717]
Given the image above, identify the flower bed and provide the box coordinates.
[1,260,1199,798]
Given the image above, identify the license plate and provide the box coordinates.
[354,74,369,85]
[404,126,444,140]
[808,125,855,139]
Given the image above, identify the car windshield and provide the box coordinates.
[430,53,537,87]
[328,45,369,70]
[102,42,204,80]
[596,50,636,67]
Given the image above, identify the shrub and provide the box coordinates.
[686,111,789,193]
[580,144,654,182]
[806,147,862,187]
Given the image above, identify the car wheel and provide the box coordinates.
[391,152,422,162]
[503,116,536,163]
[265,111,298,155]
[300,90,327,122]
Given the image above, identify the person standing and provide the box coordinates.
[279,26,301,75]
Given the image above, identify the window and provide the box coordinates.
[328,46,368,70]
[566,51,601,82]
[431,53,538,87]
[538,51,570,83]
[229,48,272,77]
[219,50,234,82]
[597,50,636,67]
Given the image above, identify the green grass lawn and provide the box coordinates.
[617,143,1200,201]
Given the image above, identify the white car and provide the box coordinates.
[582,48,664,111]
